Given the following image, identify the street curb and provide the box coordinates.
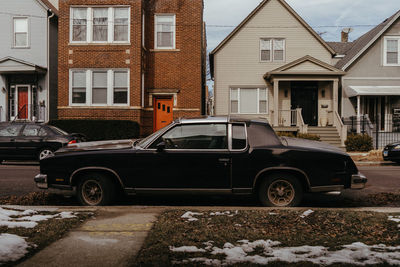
[355,161,398,166]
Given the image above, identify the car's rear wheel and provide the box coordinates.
[77,173,115,206]
[258,173,303,207]
[38,148,54,161]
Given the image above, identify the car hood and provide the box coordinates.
[55,139,135,154]
[281,137,347,155]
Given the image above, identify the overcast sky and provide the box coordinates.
[204,0,400,51]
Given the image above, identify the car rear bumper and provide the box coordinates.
[351,172,367,189]
[34,173,48,189]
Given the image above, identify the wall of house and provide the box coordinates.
[213,0,333,116]
[318,81,333,126]
[342,18,400,118]
[0,0,48,68]
[49,16,58,120]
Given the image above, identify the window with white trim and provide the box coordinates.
[260,38,285,62]
[155,15,175,49]
[384,36,400,66]
[70,7,130,43]
[70,69,129,106]
[230,88,268,114]
[13,18,28,47]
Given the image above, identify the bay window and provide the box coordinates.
[70,7,130,43]
[384,37,400,66]
[70,69,129,106]
[230,88,268,114]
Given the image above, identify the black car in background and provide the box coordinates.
[0,122,85,163]
[35,116,367,207]
[383,142,400,163]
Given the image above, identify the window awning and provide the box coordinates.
[346,86,400,97]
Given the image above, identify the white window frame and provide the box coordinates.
[154,14,176,50]
[69,6,130,44]
[260,38,285,62]
[383,36,400,66]
[69,69,130,107]
[13,17,29,48]
[230,88,268,115]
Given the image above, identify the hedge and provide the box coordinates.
[48,120,140,141]
[345,134,373,152]
[276,131,321,141]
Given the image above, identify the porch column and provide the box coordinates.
[333,79,339,114]
[273,80,279,127]
[357,95,361,134]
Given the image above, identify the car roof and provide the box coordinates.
[178,116,269,124]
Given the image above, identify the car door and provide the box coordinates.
[0,124,24,159]
[133,123,231,190]
[16,124,44,159]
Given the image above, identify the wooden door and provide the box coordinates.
[154,98,173,131]
[291,82,318,126]
[17,86,29,119]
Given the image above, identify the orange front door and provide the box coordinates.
[17,86,29,119]
[154,98,173,131]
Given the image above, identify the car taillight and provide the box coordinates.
[68,140,77,145]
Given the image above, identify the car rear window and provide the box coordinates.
[247,122,281,147]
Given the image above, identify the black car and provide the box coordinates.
[383,142,400,163]
[35,117,367,207]
[0,122,85,163]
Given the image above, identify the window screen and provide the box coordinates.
[113,71,128,104]
[387,40,398,64]
[72,71,86,104]
[156,15,174,48]
[93,8,108,41]
[114,8,129,41]
[92,71,108,104]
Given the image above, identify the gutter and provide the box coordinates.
[46,9,55,122]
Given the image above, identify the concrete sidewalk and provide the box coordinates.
[17,207,159,267]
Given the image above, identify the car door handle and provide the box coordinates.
[219,158,230,162]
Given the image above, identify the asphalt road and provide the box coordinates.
[0,163,399,204]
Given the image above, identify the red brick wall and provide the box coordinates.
[58,0,204,136]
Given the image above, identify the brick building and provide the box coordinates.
[58,0,206,135]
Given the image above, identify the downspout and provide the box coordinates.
[46,10,55,122]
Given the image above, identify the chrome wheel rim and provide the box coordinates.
[82,180,103,206]
[267,180,295,206]
[39,149,54,160]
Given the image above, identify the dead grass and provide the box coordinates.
[133,209,400,266]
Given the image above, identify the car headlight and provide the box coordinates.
[394,145,400,150]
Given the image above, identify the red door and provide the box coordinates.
[18,86,29,119]
[154,98,173,132]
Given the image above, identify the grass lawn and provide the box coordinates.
[134,209,400,266]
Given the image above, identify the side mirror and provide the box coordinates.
[156,142,166,152]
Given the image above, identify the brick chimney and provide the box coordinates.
[341,31,349,43]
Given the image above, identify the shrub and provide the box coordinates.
[297,133,321,141]
[345,134,373,152]
[48,120,140,141]
[276,131,296,138]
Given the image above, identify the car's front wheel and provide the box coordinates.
[258,173,303,207]
[77,173,115,206]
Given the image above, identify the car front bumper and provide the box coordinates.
[351,172,367,189]
[34,174,48,189]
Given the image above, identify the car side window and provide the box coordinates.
[22,125,42,137]
[152,124,228,150]
[0,125,23,137]
[232,124,247,150]
[38,127,49,137]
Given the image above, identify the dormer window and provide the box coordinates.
[384,36,400,66]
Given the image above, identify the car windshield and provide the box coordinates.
[136,123,174,148]
[48,126,69,135]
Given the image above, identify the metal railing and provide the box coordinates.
[12,104,46,122]
[278,110,297,127]
[296,108,307,134]
[333,111,347,147]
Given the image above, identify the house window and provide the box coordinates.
[260,38,285,62]
[155,15,175,49]
[230,88,268,114]
[70,69,129,106]
[70,7,130,43]
[384,37,400,65]
[13,18,28,47]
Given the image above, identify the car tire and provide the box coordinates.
[258,173,303,207]
[77,173,116,206]
[38,148,54,161]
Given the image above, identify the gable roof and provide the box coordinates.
[335,10,400,70]
[264,55,345,80]
[0,57,47,73]
[35,0,58,16]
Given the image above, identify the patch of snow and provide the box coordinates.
[300,209,314,218]
[181,211,203,222]
[269,212,278,215]
[170,246,206,253]
[16,215,55,222]
[210,210,238,217]
[0,233,31,264]
[234,224,242,227]
[388,216,400,223]
[0,221,37,228]
[169,239,400,266]
[57,212,77,219]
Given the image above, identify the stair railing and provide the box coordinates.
[333,111,347,147]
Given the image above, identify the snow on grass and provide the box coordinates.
[0,233,31,264]
[181,212,203,222]
[210,210,238,217]
[170,240,400,266]
[300,209,314,218]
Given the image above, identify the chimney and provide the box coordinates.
[341,31,349,43]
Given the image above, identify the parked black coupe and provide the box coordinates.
[35,117,367,207]
[0,122,85,162]
[383,142,400,163]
